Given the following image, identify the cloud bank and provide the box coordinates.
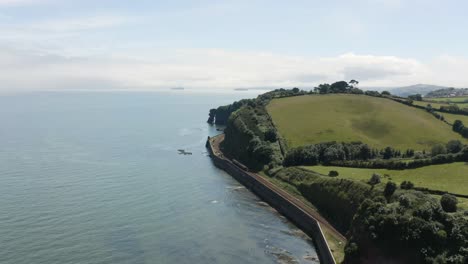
[1,47,467,92]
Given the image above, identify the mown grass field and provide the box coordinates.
[267,94,466,150]
[303,162,468,195]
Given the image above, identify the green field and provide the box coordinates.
[413,100,451,109]
[304,162,468,195]
[440,112,468,125]
[426,96,468,103]
[267,94,466,150]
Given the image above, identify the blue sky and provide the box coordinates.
[1,0,467,92]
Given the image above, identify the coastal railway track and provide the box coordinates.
[210,134,346,242]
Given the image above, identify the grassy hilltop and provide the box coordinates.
[267,94,466,150]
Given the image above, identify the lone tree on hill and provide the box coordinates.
[440,194,458,212]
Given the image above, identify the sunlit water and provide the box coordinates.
[0,92,319,264]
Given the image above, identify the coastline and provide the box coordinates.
[206,134,340,264]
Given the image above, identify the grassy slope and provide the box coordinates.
[267,94,466,150]
[304,162,468,195]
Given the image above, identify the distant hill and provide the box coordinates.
[425,87,468,98]
[388,84,449,97]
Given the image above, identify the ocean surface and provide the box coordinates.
[0,92,319,264]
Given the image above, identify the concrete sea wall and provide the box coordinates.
[206,136,336,264]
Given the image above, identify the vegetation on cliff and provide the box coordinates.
[208,84,468,263]
[271,167,468,264]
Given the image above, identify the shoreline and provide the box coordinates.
[206,134,340,264]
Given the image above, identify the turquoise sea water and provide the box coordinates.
[0,92,318,264]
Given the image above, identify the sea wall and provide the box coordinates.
[206,136,336,264]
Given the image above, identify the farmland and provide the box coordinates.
[267,94,466,150]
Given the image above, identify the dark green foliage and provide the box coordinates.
[383,146,394,159]
[440,194,458,212]
[312,80,366,95]
[446,140,463,154]
[350,88,364,94]
[364,90,382,97]
[381,91,391,96]
[328,148,468,170]
[284,142,378,166]
[221,95,286,171]
[431,143,447,157]
[368,173,381,187]
[328,170,339,177]
[384,181,397,197]
[330,81,350,93]
[401,181,415,189]
[408,94,423,101]
[453,120,464,133]
[345,193,468,264]
[452,120,468,139]
[314,83,331,94]
[264,128,277,142]
[207,99,253,125]
[344,242,359,258]
[271,168,467,264]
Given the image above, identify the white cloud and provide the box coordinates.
[0,46,467,92]
[29,15,133,32]
[0,0,50,6]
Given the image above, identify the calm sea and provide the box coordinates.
[0,92,318,264]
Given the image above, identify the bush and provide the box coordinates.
[328,170,339,177]
[264,128,277,142]
[399,195,411,207]
[440,194,458,212]
[368,173,381,187]
[400,181,414,190]
[431,143,447,157]
[446,140,463,153]
[384,182,397,197]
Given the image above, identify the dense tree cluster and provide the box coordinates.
[283,142,421,167]
[330,148,468,170]
[283,142,377,166]
[313,80,370,95]
[207,99,254,125]
[272,167,467,264]
[346,194,467,264]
